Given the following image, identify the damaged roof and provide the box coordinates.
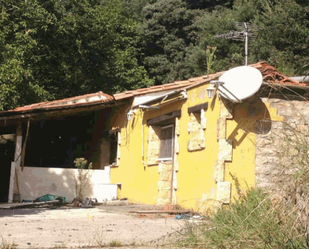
[0,91,114,119]
[114,61,306,100]
[251,61,301,86]
[0,61,306,119]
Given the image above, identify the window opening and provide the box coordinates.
[109,132,118,164]
[159,124,174,160]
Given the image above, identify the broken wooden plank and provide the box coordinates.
[0,200,60,209]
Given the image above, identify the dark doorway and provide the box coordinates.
[0,134,15,203]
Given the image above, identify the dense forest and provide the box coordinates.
[1,0,309,110]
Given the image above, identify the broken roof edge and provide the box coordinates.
[114,61,305,102]
[0,91,115,120]
[14,91,114,111]
[0,101,117,121]
[0,61,304,120]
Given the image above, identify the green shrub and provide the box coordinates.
[179,188,308,248]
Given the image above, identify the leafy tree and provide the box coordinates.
[38,0,153,97]
[0,0,152,110]
[195,0,309,75]
[0,0,53,110]
[138,0,199,85]
[185,0,234,10]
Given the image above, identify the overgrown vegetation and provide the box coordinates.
[109,240,122,247]
[1,0,309,110]
[177,116,309,248]
[0,236,16,249]
[74,158,93,201]
[177,188,308,248]
[273,121,309,244]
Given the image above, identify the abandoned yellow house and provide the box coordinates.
[108,61,309,210]
[1,62,309,211]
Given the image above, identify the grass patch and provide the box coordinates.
[177,188,308,248]
[0,237,17,249]
[93,230,105,247]
[109,240,122,247]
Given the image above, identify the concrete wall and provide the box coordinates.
[18,166,116,202]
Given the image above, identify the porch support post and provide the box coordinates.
[8,122,22,203]
[8,162,16,203]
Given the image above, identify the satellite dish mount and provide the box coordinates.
[207,66,263,103]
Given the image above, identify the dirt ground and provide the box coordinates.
[0,203,186,249]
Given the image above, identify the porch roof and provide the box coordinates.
[0,91,115,120]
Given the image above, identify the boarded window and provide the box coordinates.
[147,125,161,165]
[159,125,174,159]
[187,109,206,152]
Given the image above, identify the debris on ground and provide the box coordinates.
[34,194,66,204]
[175,213,190,220]
[68,197,99,208]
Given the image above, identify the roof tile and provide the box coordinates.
[6,91,114,114]
[2,62,305,117]
[115,62,305,100]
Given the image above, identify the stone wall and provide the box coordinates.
[255,97,309,192]
[187,110,206,152]
[157,162,173,205]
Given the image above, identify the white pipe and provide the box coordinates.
[141,111,146,168]
[290,76,309,83]
[244,22,248,66]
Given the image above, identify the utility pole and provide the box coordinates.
[214,22,257,66]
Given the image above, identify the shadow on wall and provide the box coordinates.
[227,96,271,148]
[18,166,112,203]
[229,172,251,198]
[19,167,79,203]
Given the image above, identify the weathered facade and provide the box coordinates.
[109,62,309,211]
[255,96,309,192]
[1,62,308,211]
[0,92,120,203]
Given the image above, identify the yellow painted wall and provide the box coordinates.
[175,87,220,211]
[225,98,284,200]
[110,85,222,209]
[109,104,160,204]
[225,103,257,199]
[109,86,283,210]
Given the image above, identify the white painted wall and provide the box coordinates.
[18,166,117,203]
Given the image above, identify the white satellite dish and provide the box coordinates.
[217,66,263,102]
